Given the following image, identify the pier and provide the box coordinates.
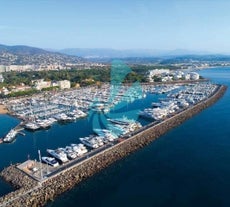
[2,122,24,143]
[0,84,227,207]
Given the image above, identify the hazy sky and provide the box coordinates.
[1,0,230,52]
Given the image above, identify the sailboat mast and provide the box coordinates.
[38,150,43,181]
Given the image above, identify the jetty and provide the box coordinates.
[0,84,227,207]
[2,123,24,143]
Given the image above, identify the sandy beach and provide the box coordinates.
[0,104,8,114]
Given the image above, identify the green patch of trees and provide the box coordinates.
[6,89,38,98]
[2,64,169,89]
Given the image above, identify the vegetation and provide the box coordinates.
[3,68,111,87]
[41,86,59,91]
[153,76,162,82]
[0,64,180,98]
[2,64,156,87]
[6,89,38,98]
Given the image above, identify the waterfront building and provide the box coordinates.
[58,80,71,89]
[184,73,191,80]
[173,71,184,80]
[32,79,51,90]
[0,74,4,83]
[147,69,170,82]
[189,72,200,80]
[1,87,9,95]
[0,65,6,73]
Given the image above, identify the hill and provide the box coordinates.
[0,44,83,65]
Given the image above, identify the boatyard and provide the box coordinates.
[0,82,227,207]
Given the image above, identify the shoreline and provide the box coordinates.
[0,84,227,207]
[0,105,8,114]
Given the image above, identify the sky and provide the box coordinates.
[1,0,230,53]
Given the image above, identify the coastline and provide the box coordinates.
[0,84,227,207]
[0,105,8,114]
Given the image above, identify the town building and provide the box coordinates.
[0,74,4,83]
[189,72,200,80]
[58,80,71,89]
[147,69,170,82]
[0,65,6,73]
[32,79,51,90]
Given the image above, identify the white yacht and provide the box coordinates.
[70,143,88,156]
[47,148,68,163]
[63,146,77,160]
[107,116,135,125]
[24,122,40,131]
[94,128,118,142]
[79,136,101,149]
[36,119,52,129]
[42,156,59,167]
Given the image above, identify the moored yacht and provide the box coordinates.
[79,136,101,149]
[42,156,59,167]
[70,143,88,156]
[93,128,118,141]
[63,146,77,160]
[24,122,40,131]
[47,148,68,163]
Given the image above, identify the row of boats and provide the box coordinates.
[42,117,142,167]
[139,83,217,121]
[43,143,88,167]
[2,129,18,143]
[145,85,180,94]
[24,110,87,131]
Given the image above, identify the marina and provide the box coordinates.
[0,80,227,207]
[0,80,213,142]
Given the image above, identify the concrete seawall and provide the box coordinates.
[0,85,227,207]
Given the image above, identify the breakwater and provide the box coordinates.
[0,85,227,207]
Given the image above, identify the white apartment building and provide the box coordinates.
[189,72,200,80]
[0,74,4,83]
[32,79,51,90]
[58,80,71,89]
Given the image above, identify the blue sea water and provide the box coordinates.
[0,67,230,207]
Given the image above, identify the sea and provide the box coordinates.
[0,67,229,207]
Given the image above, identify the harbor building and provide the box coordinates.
[58,80,71,89]
[0,74,4,83]
[189,72,200,80]
[147,69,170,82]
[32,79,51,90]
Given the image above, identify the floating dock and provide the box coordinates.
[0,84,227,207]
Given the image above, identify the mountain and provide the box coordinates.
[59,48,164,58]
[0,44,83,65]
[59,48,212,59]
[0,44,50,55]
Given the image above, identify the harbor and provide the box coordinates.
[0,80,213,142]
[0,82,227,207]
